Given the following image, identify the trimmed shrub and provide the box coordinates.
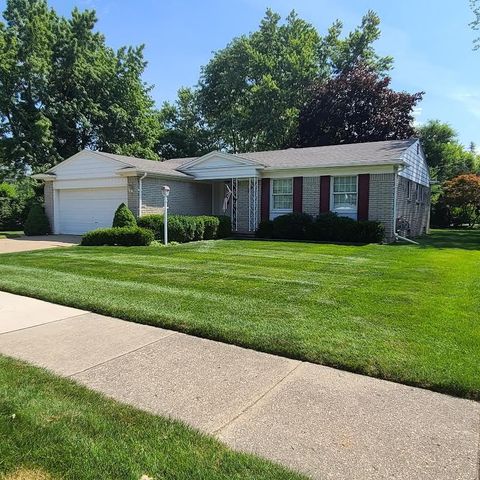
[216,215,232,238]
[256,220,274,238]
[351,221,385,243]
[137,214,164,240]
[272,212,313,240]
[139,214,224,243]
[81,226,153,246]
[311,212,356,242]
[256,211,384,244]
[23,204,51,236]
[112,203,137,228]
[199,216,220,240]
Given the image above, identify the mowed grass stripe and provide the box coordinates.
[0,230,479,398]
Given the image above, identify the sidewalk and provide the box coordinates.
[0,291,478,480]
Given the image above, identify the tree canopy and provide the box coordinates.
[0,0,160,178]
[417,120,479,182]
[196,9,393,153]
[298,64,423,147]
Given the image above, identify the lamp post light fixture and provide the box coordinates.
[161,185,170,245]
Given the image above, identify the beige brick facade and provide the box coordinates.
[368,173,396,241]
[128,176,212,217]
[396,176,430,237]
[302,177,321,217]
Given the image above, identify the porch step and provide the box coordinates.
[232,232,256,239]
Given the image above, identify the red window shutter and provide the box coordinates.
[319,176,331,213]
[357,174,370,221]
[293,177,303,213]
[261,178,270,221]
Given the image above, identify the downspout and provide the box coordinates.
[393,166,419,245]
[138,172,147,217]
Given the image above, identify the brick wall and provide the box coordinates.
[134,176,212,217]
[44,181,54,231]
[368,173,395,241]
[396,176,430,237]
[302,177,321,217]
[127,177,139,216]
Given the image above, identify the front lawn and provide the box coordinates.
[0,229,479,399]
[0,355,303,480]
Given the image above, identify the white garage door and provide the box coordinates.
[58,187,127,234]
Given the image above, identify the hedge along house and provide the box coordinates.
[33,139,431,242]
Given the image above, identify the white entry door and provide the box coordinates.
[57,187,127,234]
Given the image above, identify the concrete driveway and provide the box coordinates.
[0,235,80,253]
[0,291,478,480]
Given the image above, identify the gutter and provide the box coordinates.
[138,172,147,217]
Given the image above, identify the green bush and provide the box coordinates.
[256,220,273,238]
[137,214,164,240]
[23,204,51,236]
[138,214,226,243]
[256,211,384,244]
[198,216,220,240]
[216,215,232,238]
[0,180,36,230]
[112,203,137,228]
[81,226,153,246]
[272,212,313,240]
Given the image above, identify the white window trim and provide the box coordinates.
[407,180,412,201]
[330,175,358,219]
[270,178,293,220]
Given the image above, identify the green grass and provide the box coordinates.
[0,229,479,399]
[0,230,23,239]
[0,355,304,480]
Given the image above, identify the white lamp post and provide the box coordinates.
[161,185,170,245]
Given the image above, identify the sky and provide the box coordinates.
[1,0,479,147]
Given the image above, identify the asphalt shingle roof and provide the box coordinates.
[238,139,416,169]
[98,139,416,177]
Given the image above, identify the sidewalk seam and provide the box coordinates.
[0,311,90,336]
[67,331,179,378]
[212,361,303,436]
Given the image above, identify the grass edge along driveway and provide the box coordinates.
[0,229,479,400]
[0,355,305,480]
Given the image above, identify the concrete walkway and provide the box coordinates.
[0,235,80,253]
[0,291,478,480]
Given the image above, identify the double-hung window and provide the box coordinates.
[271,178,293,218]
[331,176,358,219]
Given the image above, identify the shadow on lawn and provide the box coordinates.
[392,228,480,251]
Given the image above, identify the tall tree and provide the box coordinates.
[471,0,480,49]
[0,0,160,178]
[320,10,393,75]
[417,120,480,181]
[157,88,218,159]
[198,9,392,153]
[298,64,422,147]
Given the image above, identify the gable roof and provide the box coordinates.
[237,139,417,169]
[40,139,419,180]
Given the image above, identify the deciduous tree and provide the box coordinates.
[198,9,392,153]
[443,174,480,227]
[0,0,160,178]
[298,64,422,147]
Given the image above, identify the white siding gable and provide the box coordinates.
[50,152,127,180]
[182,152,262,179]
[399,141,430,187]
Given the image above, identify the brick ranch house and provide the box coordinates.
[33,139,431,242]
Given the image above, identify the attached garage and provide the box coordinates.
[57,187,127,234]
